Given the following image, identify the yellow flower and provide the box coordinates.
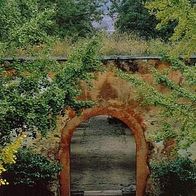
[0,134,25,186]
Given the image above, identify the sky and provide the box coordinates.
[92,0,116,33]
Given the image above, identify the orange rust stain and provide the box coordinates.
[67,107,76,119]
[168,70,183,85]
[141,73,154,85]
[163,139,176,156]
[98,79,118,100]
[156,62,170,71]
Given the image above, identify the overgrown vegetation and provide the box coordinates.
[118,56,196,149]
[116,1,196,195]
[0,39,101,191]
[146,0,196,56]
[0,33,174,57]
[3,149,61,186]
[151,157,196,196]
[0,135,25,186]
[111,0,175,40]
[0,39,101,143]
[0,0,195,195]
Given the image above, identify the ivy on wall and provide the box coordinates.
[0,39,101,143]
[0,38,101,189]
[117,56,196,149]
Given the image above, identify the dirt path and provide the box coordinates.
[71,115,136,191]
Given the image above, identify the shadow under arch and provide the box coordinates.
[59,106,149,196]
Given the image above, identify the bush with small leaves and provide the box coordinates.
[150,157,196,195]
[0,134,25,186]
[3,148,61,186]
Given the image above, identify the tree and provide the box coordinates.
[116,1,196,194]
[55,0,104,38]
[116,4,196,195]
[0,38,101,192]
[146,0,196,55]
[0,0,55,47]
[115,0,196,150]
[0,0,105,46]
[111,0,175,39]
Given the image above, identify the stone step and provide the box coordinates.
[71,190,136,196]
[71,190,84,196]
[84,190,122,196]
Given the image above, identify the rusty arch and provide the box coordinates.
[59,106,149,196]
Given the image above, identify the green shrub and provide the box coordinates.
[3,148,61,186]
[151,157,196,196]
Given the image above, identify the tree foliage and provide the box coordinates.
[115,0,196,150]
[3,148,61,186]
[56,0,104,38]
[0,39,101,144]
[0,38,101,190]
[111,0,175,39]
[0,0,55,47]
[0,0,104,47]
[115,1,196,194]
[146,0,196,55]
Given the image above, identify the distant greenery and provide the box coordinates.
[0,0,104,47]
[111,0,175,40]
[55,0,104,38]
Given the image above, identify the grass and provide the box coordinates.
[0,32,173,57]
[50,33,173,57]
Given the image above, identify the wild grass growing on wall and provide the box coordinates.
[0,33,173,57]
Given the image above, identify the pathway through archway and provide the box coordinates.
[59,106,149,196]
[70,115,136,193]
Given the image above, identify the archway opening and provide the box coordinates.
[70,115,136,194]
[60,106,149,196]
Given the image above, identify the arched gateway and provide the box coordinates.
[59,106,149,196]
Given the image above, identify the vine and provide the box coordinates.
[117,57,196,149]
